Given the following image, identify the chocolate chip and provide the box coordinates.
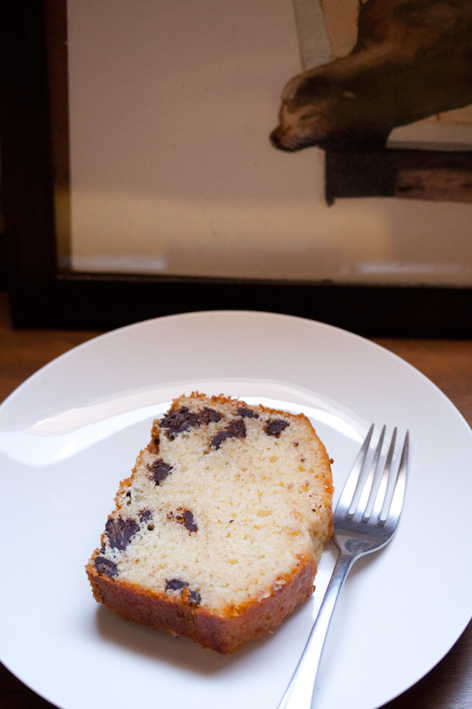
[237,407,259,419]
[165,579,201,606]
[147,458,173,485]
[95,556,119,578]
[188,590,201,606]
[160,407,196,436]
[148,436,160,454]
[265,419,289,437]
[160,406,222,438]
[175,509,198,532]
[211,419,246,449]
[166,578,189,591]
[197,407,223,425]
[183,510,198,532]
[105,517,140,551]
[139,509,152,522]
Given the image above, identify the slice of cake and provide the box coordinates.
[86,393,333,654]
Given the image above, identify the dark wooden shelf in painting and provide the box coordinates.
[326,148,472,203]
[1,1,472,338]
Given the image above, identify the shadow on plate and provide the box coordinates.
[94,602,286,674]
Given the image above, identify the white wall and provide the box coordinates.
[67,0,472,284]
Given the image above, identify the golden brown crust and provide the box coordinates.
[86,554,316,654]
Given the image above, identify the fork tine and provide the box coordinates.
[381,431,409,525]
[368,427,397,522]
[336,424,374,515]
[355,425,386,518]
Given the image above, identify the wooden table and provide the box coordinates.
[1,291,471,709]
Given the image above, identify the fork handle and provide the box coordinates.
[277,552,356,709]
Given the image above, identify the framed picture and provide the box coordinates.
[1,0,471,336]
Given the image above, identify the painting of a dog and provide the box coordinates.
[270,0,472,152]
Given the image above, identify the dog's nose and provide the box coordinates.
[269,126,297,152]
[269,127,282,148]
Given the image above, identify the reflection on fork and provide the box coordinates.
[278,424,409,709]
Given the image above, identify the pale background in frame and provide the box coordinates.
[68,0,472,285]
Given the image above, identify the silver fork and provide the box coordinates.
[277,424,409,709]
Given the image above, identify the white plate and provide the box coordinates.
[1,311,471,709]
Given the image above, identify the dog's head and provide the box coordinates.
[270,68,389,152]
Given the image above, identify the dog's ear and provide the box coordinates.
[281,73,305,102]
[296,74,333,103]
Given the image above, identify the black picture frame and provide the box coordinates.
[1,1,471,337]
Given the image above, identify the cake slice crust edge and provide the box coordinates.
[86,553,317,654]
